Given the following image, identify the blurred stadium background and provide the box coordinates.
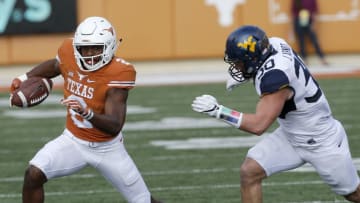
[1,0,360,64]
[0,0,360,202]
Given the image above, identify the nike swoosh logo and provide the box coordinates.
[87,79,95,83]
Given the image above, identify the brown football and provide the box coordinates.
[10,77,53,108]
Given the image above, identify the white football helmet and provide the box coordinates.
[73,16,118,72]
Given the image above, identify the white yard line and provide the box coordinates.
[2,157,360,183]
[0,166,351,202]
[0,180,347,203]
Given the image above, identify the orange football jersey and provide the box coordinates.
[57,38,136,142]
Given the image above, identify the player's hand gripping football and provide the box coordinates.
[10,74,28,93]
[191,94,221,118]
[61,95,94,120]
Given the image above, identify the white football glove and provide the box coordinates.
[191,94,221,117]
[61,95,94,120]
[226,75,248,92]
[192,94,244,128]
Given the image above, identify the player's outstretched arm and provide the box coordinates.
[240,88,292,135]
[192,88,292,136]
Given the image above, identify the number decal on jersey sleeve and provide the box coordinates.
[257,59,275,80]
[69,109,93,129]
[293,53,322,103]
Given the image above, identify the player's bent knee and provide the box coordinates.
[240,158,266,185]
[240,163,250,177]
[24,165,47,187]
[240,163,255,185]
[240,159,256,177]
[344,185,360,203]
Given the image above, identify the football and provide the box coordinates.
[10,77,53,108]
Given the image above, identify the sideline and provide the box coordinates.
[1,55,360,92]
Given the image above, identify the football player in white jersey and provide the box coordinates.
[192,25,360,202]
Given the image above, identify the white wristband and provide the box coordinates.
[216,105,243,128]
[82,108,94,120]
[17,73,28,82]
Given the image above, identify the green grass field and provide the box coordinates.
[0,77,359,203]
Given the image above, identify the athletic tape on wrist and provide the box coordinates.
[82,109,94,120]
[216,105,243,128]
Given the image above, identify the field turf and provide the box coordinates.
[0,77,359,202]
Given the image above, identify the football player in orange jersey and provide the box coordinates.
[10,16,162,203]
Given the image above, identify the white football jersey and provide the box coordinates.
[254,37,337,147]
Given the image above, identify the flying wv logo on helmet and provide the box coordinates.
[224,25,274,83]
[237,36,256,53]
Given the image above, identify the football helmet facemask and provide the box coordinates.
[73,16,118,72]
[224,25,274,82]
